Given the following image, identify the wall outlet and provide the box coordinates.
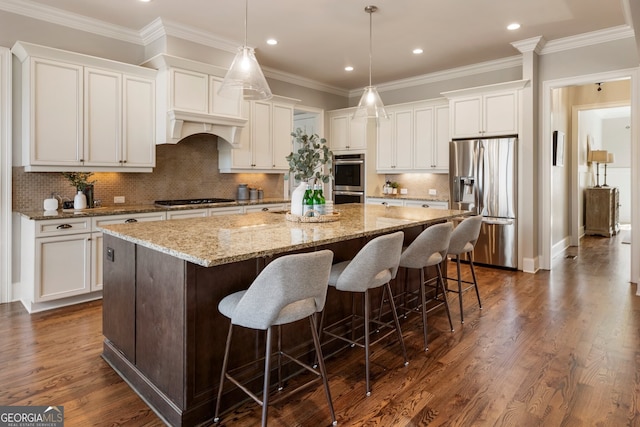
[429,189,437,196]
[114,196,125,204]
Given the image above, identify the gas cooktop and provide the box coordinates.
[154,198,236,207]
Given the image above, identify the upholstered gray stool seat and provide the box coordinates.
[214,250,337,427]
[396,222,454,351]
[446,215,483,323]
[319,231,407,396]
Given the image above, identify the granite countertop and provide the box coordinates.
[367,195,449,203]
[99,203,468,268]
[15,198,290,221]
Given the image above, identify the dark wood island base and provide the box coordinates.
[99,204,466,426]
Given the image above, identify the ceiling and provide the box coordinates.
[4,0,633,91]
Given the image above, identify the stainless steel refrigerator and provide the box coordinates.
[449,137,517,269]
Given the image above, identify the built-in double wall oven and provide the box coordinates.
[333,153,365,204]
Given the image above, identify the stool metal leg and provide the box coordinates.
[261,327,273,427]
[456,255,464,323]
[437,264,455,332]
[214,324,234,423]
[364,290,372,396]
[385,282,408,366]
[469,255,482,309]
[419,268,429,351]
[309,313,338,425]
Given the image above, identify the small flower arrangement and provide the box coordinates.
[286,128,333,183]
[61,172,96,191]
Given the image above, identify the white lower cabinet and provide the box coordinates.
[209,206,245,216]
[166,209,209,220]
[367,198,448,209]
[19,212,166,312]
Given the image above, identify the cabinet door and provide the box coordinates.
[394,109,413,170]
[30,58,83,166]
[35,234,91,302]
[483,91,518,136]
[272,102,293,170]
[252,101,272,169]
[414,106,434,169]
[433,104,450,170]
[329,114,349,151]
[210,76,242,117]
[123,75,155,167]
[349,117,368,150]
[450,96,482,139]
[170,68,208,113]
[84,67,121,166]
[376,111,394,170]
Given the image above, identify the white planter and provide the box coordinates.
[73,191,87,210]
[290,182,307,216]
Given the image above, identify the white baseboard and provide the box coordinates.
[20,291,103,313]
[552,236,572,260]
[522,256,539,274]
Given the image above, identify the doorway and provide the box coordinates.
[542,69,639,287]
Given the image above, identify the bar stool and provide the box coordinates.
[397,222,454,351]
[214,250,337,427]
[446,215,483,323]
[320,231,407,396]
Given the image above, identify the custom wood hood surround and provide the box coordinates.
[143,54,248,147]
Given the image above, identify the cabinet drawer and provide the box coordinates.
[92,212,166,228]
[244,204,286,213]
[35,217,91,237]
[404,200,449,209]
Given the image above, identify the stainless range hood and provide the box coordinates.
[144,54,248,147]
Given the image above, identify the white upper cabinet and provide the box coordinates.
[443,80,528,139]
[12,41,157,172]
[143,55,246,147]
[376,99,449,173]
[218,96,298,173]
[327,108,367,152]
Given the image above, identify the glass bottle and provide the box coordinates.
[314,183,326,215]
[302,184,314,216]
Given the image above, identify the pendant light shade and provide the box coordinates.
[218,0,272,101]
[353,5,388,121]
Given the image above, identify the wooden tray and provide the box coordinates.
[285,211,340,223]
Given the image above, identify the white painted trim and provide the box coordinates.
[522,257,539,274]
[552,236,571,260]
[540,26,634,55]
[541,68,639,286]
[0,47,11,303]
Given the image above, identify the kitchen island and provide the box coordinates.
[99,203,467,426]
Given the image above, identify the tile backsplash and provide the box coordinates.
[12,134,285,211]
[378,173,449,200]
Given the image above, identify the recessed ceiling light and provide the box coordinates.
[507,23,521,30]
[412,48,423,55]
[266,39,278,45]
[139,0,152,3]
[345,66,354,72]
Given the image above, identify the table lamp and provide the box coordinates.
[589,150,608,187]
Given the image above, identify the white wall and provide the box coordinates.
[602,115,632,223]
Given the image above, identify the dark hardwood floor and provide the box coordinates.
[1,233,638,426]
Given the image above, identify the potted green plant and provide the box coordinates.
[286,128,333,215]
[62,172,96,209]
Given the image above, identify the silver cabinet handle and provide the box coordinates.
[56,224,72,229]
[124,218,138,223]
[262,207,269,211]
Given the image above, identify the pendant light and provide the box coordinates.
[218,0,272,100]
[352,5,388,121]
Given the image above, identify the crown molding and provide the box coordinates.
[511,36,546,54]
[0,0,143,45]
[262,67,349,97]
[540,25,634,55]
[140,17,238,54]
[367,55,523,95]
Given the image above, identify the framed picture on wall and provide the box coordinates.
[553,130,565,166]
